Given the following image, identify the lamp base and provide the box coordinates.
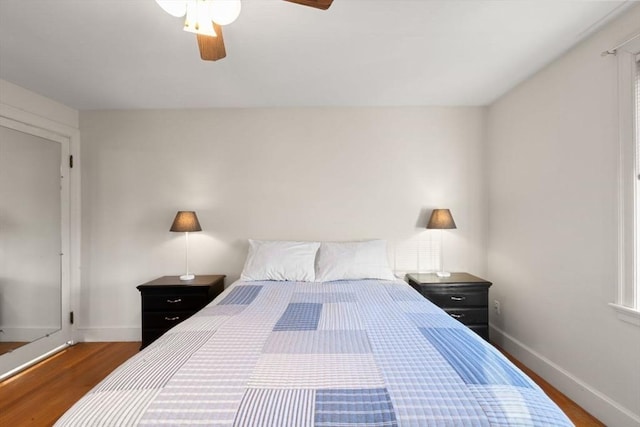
[179,274,195,281]
[436,271,451,278]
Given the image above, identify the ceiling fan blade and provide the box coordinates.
[284,0,333,10]
[196,24,226,61]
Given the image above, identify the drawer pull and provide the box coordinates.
[166,298,182,304]
[164,316,180,321]
[450,313,465,319]
[450,296,466,301]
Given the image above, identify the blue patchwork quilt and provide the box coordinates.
[57,280,573,426]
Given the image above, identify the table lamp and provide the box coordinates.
[427,208,457,278]
[170,211,202,281]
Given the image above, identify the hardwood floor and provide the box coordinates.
[0,342,139,426]
[496,347,605,426]
[0,342,603,426]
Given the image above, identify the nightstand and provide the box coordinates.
[137,275,225,349]
[406,272,492,341]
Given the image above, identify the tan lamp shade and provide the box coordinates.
[426,209,456,229]
[170,211,202,232]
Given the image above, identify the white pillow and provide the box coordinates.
[240,239,320,282]
[315,240,395,282]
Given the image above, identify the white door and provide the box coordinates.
[0,117,72,378]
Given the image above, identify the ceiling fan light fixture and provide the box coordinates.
[183,0,217,37]
[155,0,188,17]
[156,0,330,62]
[210,0,242,26]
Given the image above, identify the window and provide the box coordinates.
[611,36,640,325]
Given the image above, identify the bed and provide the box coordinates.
[58,240,572,425]
[56,277,572,426]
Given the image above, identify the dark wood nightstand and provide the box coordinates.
[137,275,225,349]
[406,272,492,342]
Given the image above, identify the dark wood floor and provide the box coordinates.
[0,342,604,426]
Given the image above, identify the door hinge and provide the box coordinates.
[69,155,74,168]
[69,311,74,324]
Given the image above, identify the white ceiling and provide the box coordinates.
[0,0,633,110]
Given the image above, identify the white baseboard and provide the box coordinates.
[76,327,140,342]
[490,324,640,427]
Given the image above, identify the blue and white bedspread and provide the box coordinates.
[57,280,572,426]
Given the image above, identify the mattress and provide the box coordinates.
[56,279,573,426]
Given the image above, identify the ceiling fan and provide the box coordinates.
[156,0,333,61]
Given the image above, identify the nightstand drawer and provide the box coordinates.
[423,289,487,308]
[444,307,488,325]
[143,293,208,312]
[143,310,194,329]
[406,273,492,342]
[138,275,225,350]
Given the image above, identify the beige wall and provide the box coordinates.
[79,107,488,340]
[487,5,640,427]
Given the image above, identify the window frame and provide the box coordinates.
[611,37,640,326]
